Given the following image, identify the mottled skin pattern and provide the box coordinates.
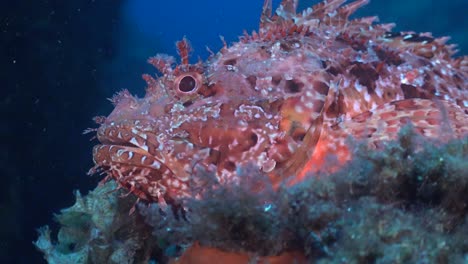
[89,0,467,204]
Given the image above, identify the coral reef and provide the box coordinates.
[34,182,157,264]
[36,128,468,263]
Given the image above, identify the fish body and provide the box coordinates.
[90,0,467,204]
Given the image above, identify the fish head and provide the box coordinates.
[91,11,335,202]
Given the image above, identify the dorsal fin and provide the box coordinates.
[276,0,298,16]
[148,54,175,74]
[260,0,273,31]
[257,0,374,43]
[176,37,192,66]
[307,0,347,20]
[338,0,370,20]
[261,0,299,32]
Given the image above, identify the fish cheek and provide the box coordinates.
[276,94,326,175]
[279,97,323,144]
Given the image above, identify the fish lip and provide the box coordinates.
[93,144,165,169]
[91,143,171,202]
[93,121,169,174]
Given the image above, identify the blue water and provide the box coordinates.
[108,0,467,96]
[122,0,467,59]
[122,0,266,57]
[106,0,276,96]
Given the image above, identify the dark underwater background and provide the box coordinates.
[1,0,467,263]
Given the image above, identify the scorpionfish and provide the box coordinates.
[89,0,467,205]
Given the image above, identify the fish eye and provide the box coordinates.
[177,74,199,93]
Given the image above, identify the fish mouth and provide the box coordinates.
[92,144,166,176]
[92,143,172,199]
[91,122,175,200]
[94,121,166,167]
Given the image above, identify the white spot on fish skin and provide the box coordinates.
[375,87,383,98]
[186,142,194,151]
[342,78,350,89]
[225,65,237,71]
[170,103,185,113]
[165,179,172,187]
[400,74,409,85]
[128,151,134,159]
[129,137,139,146]
[352,102,361,112]
[117,131,123,139]
[172,179,180,188]
[141,156,147,163]
[266,122,278,131]
[151,160,161,169]
[117,149,124,157]
[176,152,186,159]
[328,10,337,17]
[238,120,248,127]
[141,144,149,152]
[354,82,364,93]
[288,142,296,153]
[294,105,304,113]
[364,92,371,102]
[262,159,276,173]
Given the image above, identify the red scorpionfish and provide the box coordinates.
[89,0,467,205]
